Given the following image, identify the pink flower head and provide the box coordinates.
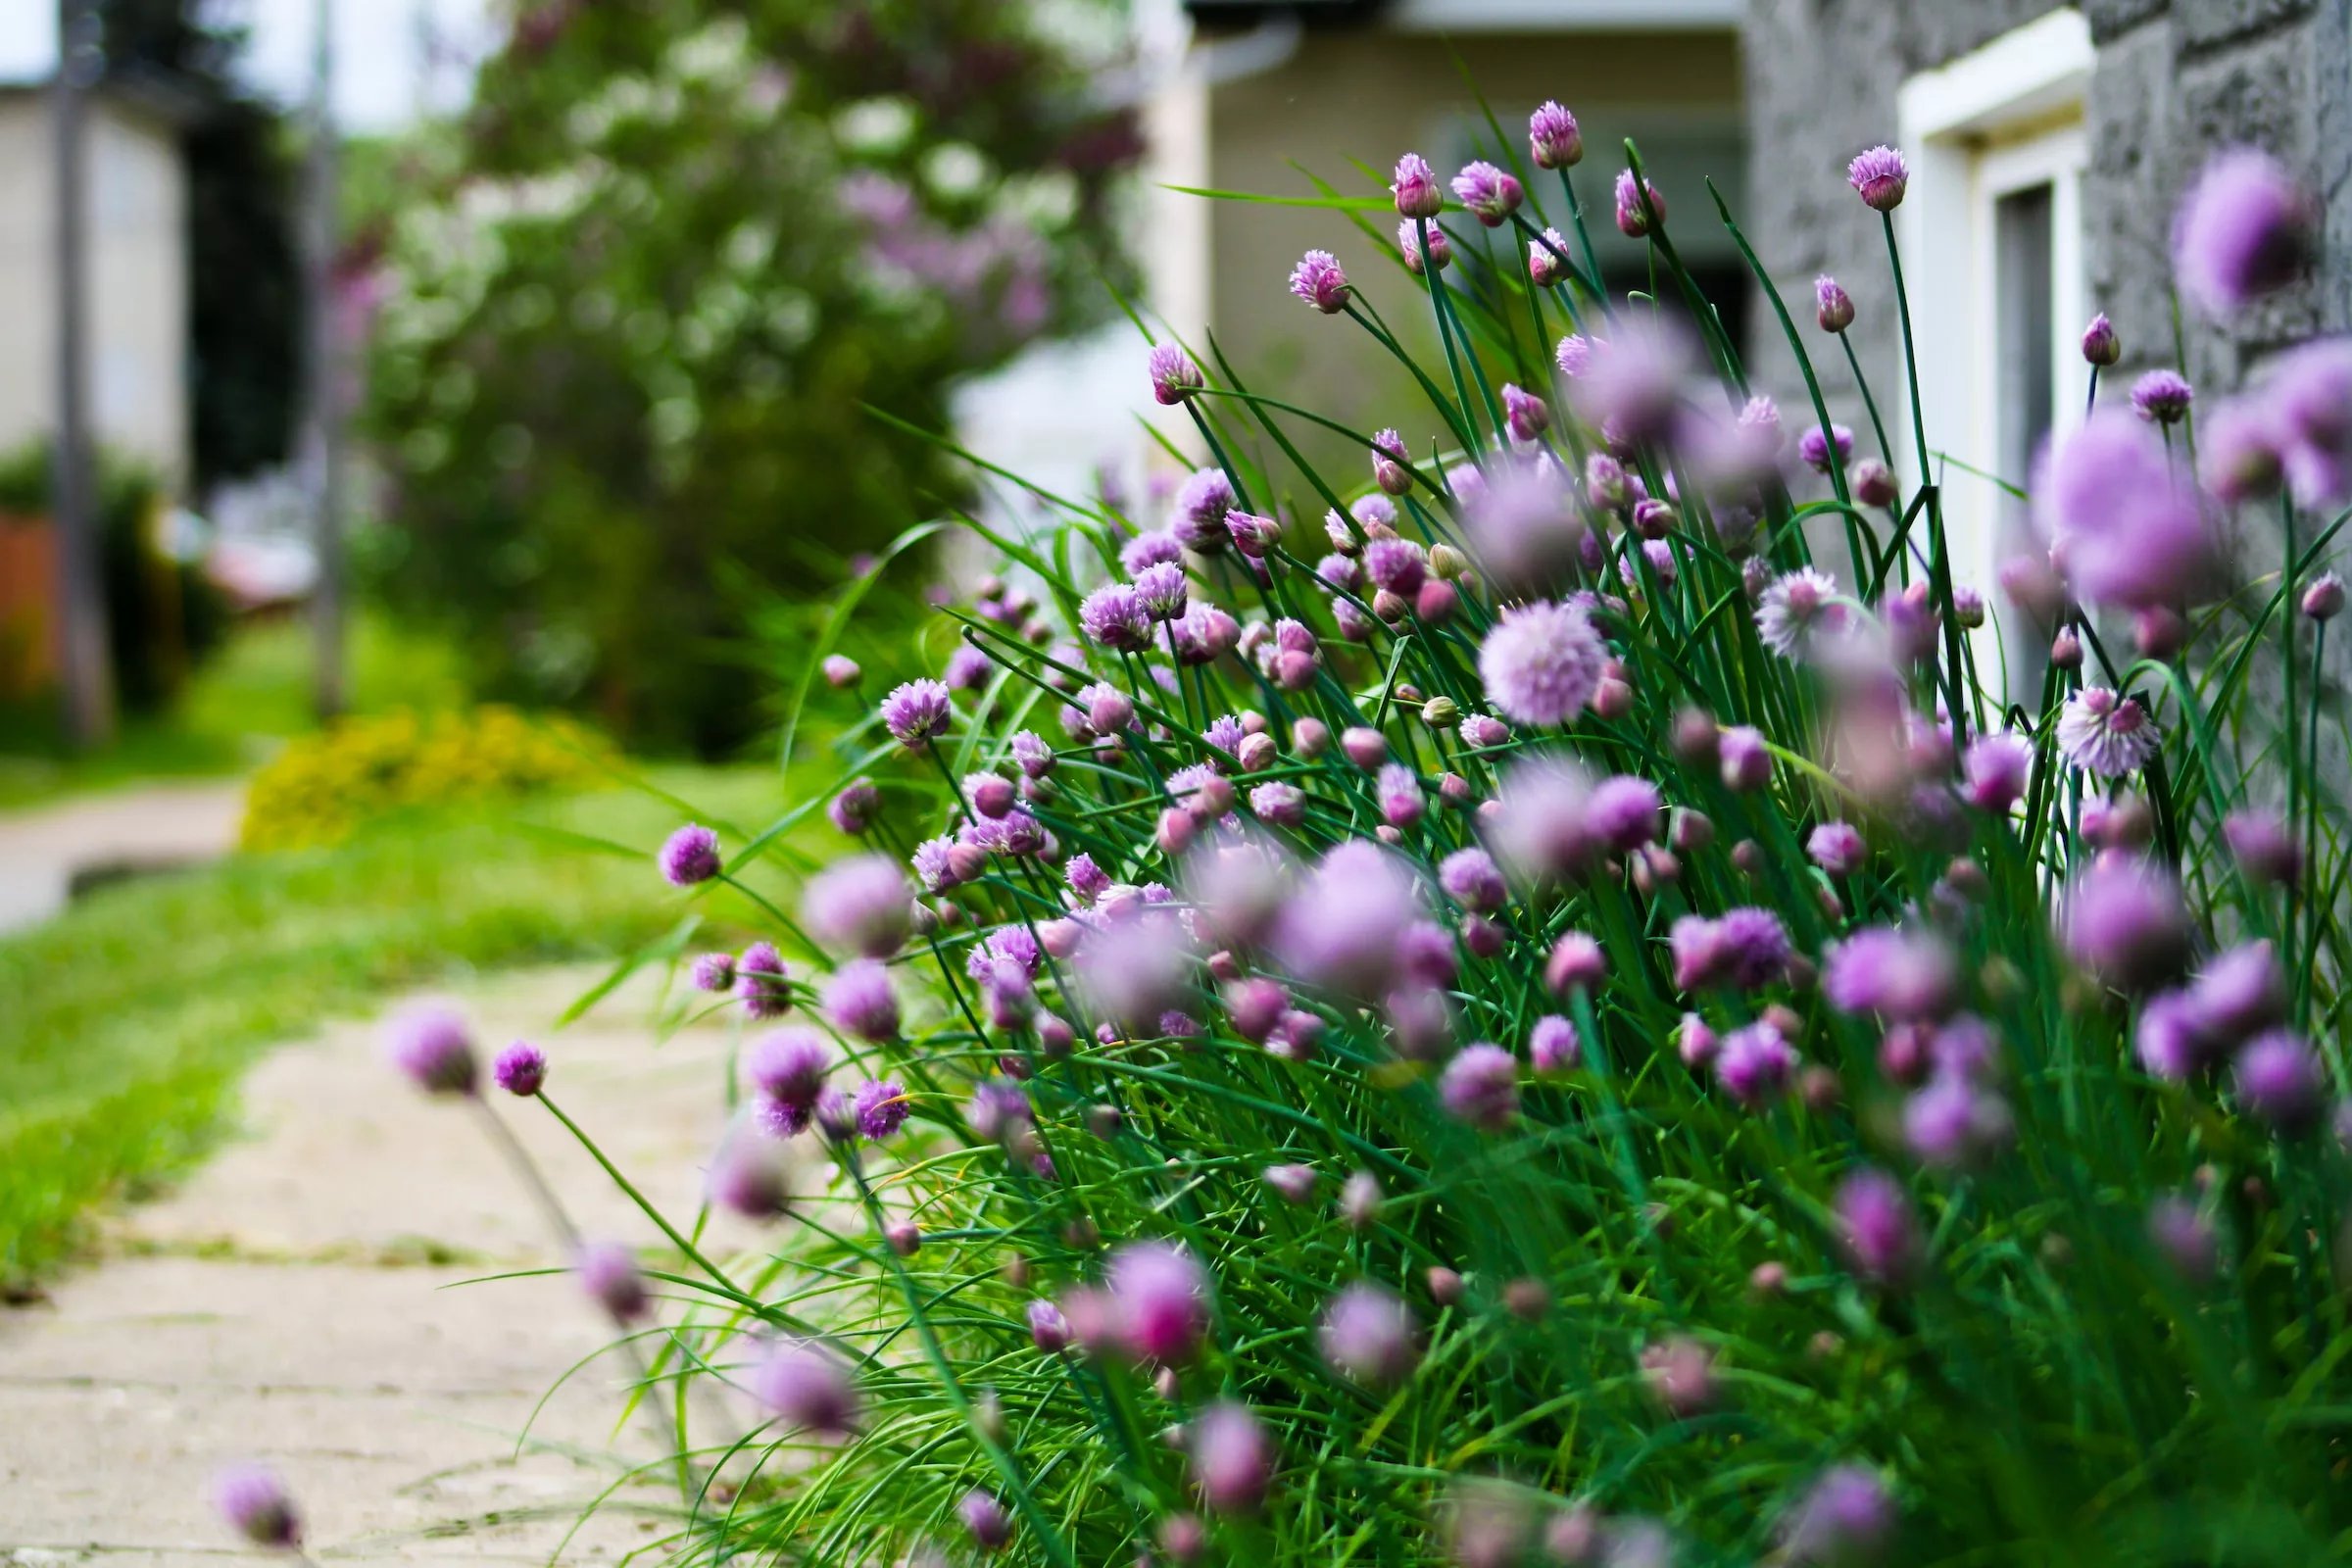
[1798,423,1854,473]
[2224,808,2302,887]
[827,778,881,836]
[1439,1042,1522,1128]
[1107,1240,1212,1362]
[1121,528,1185,574]
[1568,317,1689,446]
[1150,343,1204,405]
[1961,730,2034,812]
[960,1490,1012,1551]
[1172,602,1241,664]
[2235,1030,2326,1133]
[1755,566,1846,660]
[576,1240,649,1321]
[1488,753,1599,882]
[2062,856,2192,992]
[212,1463,302,1547]
[1847,145,1909,211]
[1077,911,1197,1029]
[2082,312,2121,367]
[1392,152,1445,219]
[1320,1282,1421,1385]
[1081,583,1153,652]
[1377,763,1426,829]
[944,644,991,692]
[2147,1194,2219,1283]
[1816,275,1854,333]
[1614,169,1663,236]
[821,959,900,1043]
[659,822,722,886]
[803,853,913,957]
[1452,161,1524,225]
[2040,410,2217,610]
[1397,218,1452,275]
[1586,775,1662,851]
[1364,537,1429,597]
[2131,368,2194,425]
[2056,687,2158,778]
[1133,561,1190,621]
[880,679,954,748]
[1673,906,1790,991]
[1289,248,1350,313]
[1272,840,1421,998]
[1175,467,1239,554]
[1528,226,1571,288]
[1822,927,1957,1020]
[493,1040,547,1097]
[707,1131,792,1218]
[1479,601,1605,727]
[1530,101,1583,169]
[2268,337,2352,508]
[1500,382,1551,444]
[1529,1014,1578,1074]
[1465,456,1586,590]
[745,1026,831,1125]
[2187,941,2287,1044]
[1715,1019,1796,1105]
[1188,1401,1274,1514]
[1807,820,1867,876]
[1836,1167,1922,1286]
[1439,847,1506,912]
[1782,1465,1899,1565]
[384,1002,479,1096]
[2173,147,2316,316]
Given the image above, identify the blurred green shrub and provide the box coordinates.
[239,705,616,851]
[362,0,1139,756]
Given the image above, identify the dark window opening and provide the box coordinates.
[1994,181,2054,704]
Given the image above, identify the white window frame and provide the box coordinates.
[1895,7,2094,704]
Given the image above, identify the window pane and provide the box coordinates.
[1994,182,2053,700]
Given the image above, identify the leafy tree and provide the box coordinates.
[364,0,1139,754]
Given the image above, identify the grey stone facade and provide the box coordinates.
[1741,0,2351,449]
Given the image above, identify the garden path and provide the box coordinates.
[0,781,246,935]
[0,967,769,1564]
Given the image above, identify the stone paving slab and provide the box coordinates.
[0,967,785,1564]
[0,782,246,936]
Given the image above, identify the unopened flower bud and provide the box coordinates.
[1293,716,1330,758]
[2081,312,2121,368]
[1421,695,1461,729]
[1429,543,1469,580]
[1849,459,1897,509]
[2051,626,2083,668]
[1416,579,1460,622]
[1341,727,1389,768]
[1592,678,1633,720]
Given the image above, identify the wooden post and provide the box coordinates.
[306,0,346,719]
[51,0,114,748]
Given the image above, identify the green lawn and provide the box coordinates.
[0,766,799,1284]
[0,612,468,809]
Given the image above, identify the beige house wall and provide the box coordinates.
[0,91,189,489]
[1185,26,1741,488]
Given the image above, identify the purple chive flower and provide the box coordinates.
[1289,248,1351,313]
[851,1076,910,1141]
[1028,1298,1072,1352]
[1903,1074,2013,1168]
[690,952,736,993]
[1782,1464,1898,1565]
[1962,731,2034,813]
[1189,1401,1274,1514]
[1107,1241,1212,1363]
[1315,552,1363,595]
[1847,145,1909,211]
[1173,603,1241,664]
[1122,529,1185,574]
[820,652,861,688]
[960,1490,1013,1551]
[1544,931,1606,996]
[707,1131,791,1217]
[1715,1020,1797,1106]
[1133,562,1191,622]
[1717,907,1793,987]
[2268,338,2352,508]
[804,853,914,957]
[2203,397,2288,505]
[745,1030,830,1136]
[2173,147,2316,316]
[736,941,792,1018]
[2186,941,2287,1044]
[1272,840,1421,999]
[880,679,954,748]
[1816,275,1854,333]
[2131,368,2194,425]
[2235,1030,2326,1133]
[822,959,901,1043]
[2225,809,2302,887]
[1320,1283,1421,1386]
[1556,332,1595,378]
[212,1463,302,1548]
[1262,1162,1319,1205]
[1488,754,1599,884]
[2304,571,2347,620]
[2082,312,2121,367]
[1452,161,1523,225]
[1150,343,1204,405]
[1465,456,1586,589]
[1530,1014,1578,1074]
[1718,725,1772,792]
[1837,1168,1921,1286]
[1530,100,1583,169]
[1397,218,1452,275]
[1823,927,1957,1020]
[827,777,881,835]
[1392,152,1445,218]
[1440,1044,1523,1129]
[2055,688,2158,778]
[2148,1194,2220,1284]
[1500,383,1551,444]
[1641,1335,1719,1416]
[1175,467,1239,554]
[944,644,992,692]
[576,1240,650,1320]
[384,1003,479,1096]
[1440,847,1507,913]
[1080,583,1153,652]
[659,823,722,886]
[1246,780,1302,827]
[1614,169,1663,236]
[1586,775,1662,852]
[1377,763,1426,829]
[2062,857,2191,992]
[1528,226,1571,287]
[1755,567,1845,661]
[755,1340,860,1434]
[1479,601,1606,727]
[1798,423,1854,474]
[2041,411,2216,609]
[1364,537,1429,598]
[1808,821,1867,876]
[493,1041,547,1097]
[2134,991,2213,1079]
